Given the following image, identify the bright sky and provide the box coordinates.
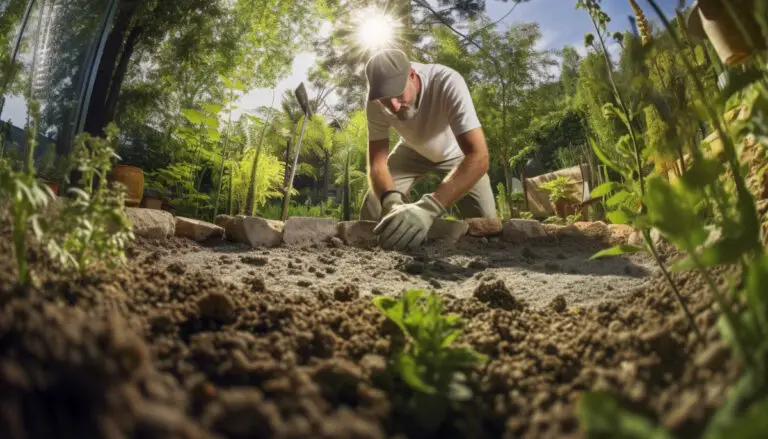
[1,0,690,128]
[234,0,691,119]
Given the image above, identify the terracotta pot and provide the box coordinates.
[108,165,143,207]
[142,196,163,210]
[688,0,766,66]
[40,179,59,196]
[554,199,573,219]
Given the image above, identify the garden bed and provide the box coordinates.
[0,217,739,439]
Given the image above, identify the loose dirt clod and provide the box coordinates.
[333,284,360,302]
[240,256,268,266]
[473,279,523,310]
[548,295,567,312]
[197,292,236,323]
[0,215,736,439]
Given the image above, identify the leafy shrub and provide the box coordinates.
[373,289,487,432]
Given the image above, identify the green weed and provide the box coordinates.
[577,0,768,437]
[0,100,52,286]
[373,289,488,432]
[44,123,134,275]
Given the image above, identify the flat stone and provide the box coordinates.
[466,217,503,237]
[337,221,378,248]
[542,223,579,238]
[224,215,284,248]
[175,217,224,242]
[628,231,644,246]
[573,221,610,240]
[502,219,546,244]
[214,214,234,228]
[125,207,175,239]
[608,224,635,245]
[283,217,339,246]
[428,219,469,244]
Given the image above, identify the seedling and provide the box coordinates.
[373,289,487,432]
[577,1,768,437]
[0,100,52,286]
[44,123,134,274]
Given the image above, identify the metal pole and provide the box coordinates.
[280,114,309,221]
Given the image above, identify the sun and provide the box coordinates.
[354,7,399,53]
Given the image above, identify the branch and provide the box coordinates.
[460,2,521,44]
[410,0,483,51]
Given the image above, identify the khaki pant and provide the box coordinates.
[360,144,497,221]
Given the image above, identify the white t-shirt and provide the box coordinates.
[366,62,482,163]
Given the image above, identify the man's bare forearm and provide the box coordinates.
[432,151,489,208]
[368,162,396,199]
[367,139,395,200]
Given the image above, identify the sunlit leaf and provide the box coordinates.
[607,210,630,225]
[591,182,620,198]
[397,353,435,394]
[591,244,645,260]
[606,190,632,207]
[181,108,205,125]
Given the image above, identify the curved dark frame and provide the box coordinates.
[0,0,119,152]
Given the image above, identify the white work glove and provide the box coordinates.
[380,191,406,217]
[374,193,446,251]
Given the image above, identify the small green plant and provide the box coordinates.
[566,214,581,225]
[540,176,577,204]
[44,123,134,274]
[543,215,564,225]
[520,210,534,220]
[577,1,768,438]
[0,100,52,286]
[373,289,487,432]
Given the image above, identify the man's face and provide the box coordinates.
[377,69,418,121]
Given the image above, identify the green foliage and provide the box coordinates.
[540,176,577,204]
[519,211,533,220]
[373,289,487,431]
[0,100,52,286]
[44,124,134,274]
[579,2,768,438]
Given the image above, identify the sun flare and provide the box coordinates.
[354,8,398,53]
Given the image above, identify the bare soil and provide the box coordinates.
[0,225,740,439]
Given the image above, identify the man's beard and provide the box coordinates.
[394,105,417,121]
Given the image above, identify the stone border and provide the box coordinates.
[126,207,647,249]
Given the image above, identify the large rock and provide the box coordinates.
[214,214,234,228]
[337,221,378,248]
[283,217,339,246]
[224,215,284,248]
[573,221,610,240]
[502,219,546,243]
[125,207,175,239]
[466,217,503,237]
[542,223,579,238]
[608,224,635,245]
[175,217,224,242]
[428,219,469,244]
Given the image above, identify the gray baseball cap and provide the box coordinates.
[365,49,410,101]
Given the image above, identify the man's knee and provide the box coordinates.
[457,174,497,218]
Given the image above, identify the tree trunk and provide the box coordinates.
[83,3,136,136]
[103,25,143,127]
[227,163,234,215]
[244,120,272,216]
[343,147,351,221]
[323,149,330,202]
